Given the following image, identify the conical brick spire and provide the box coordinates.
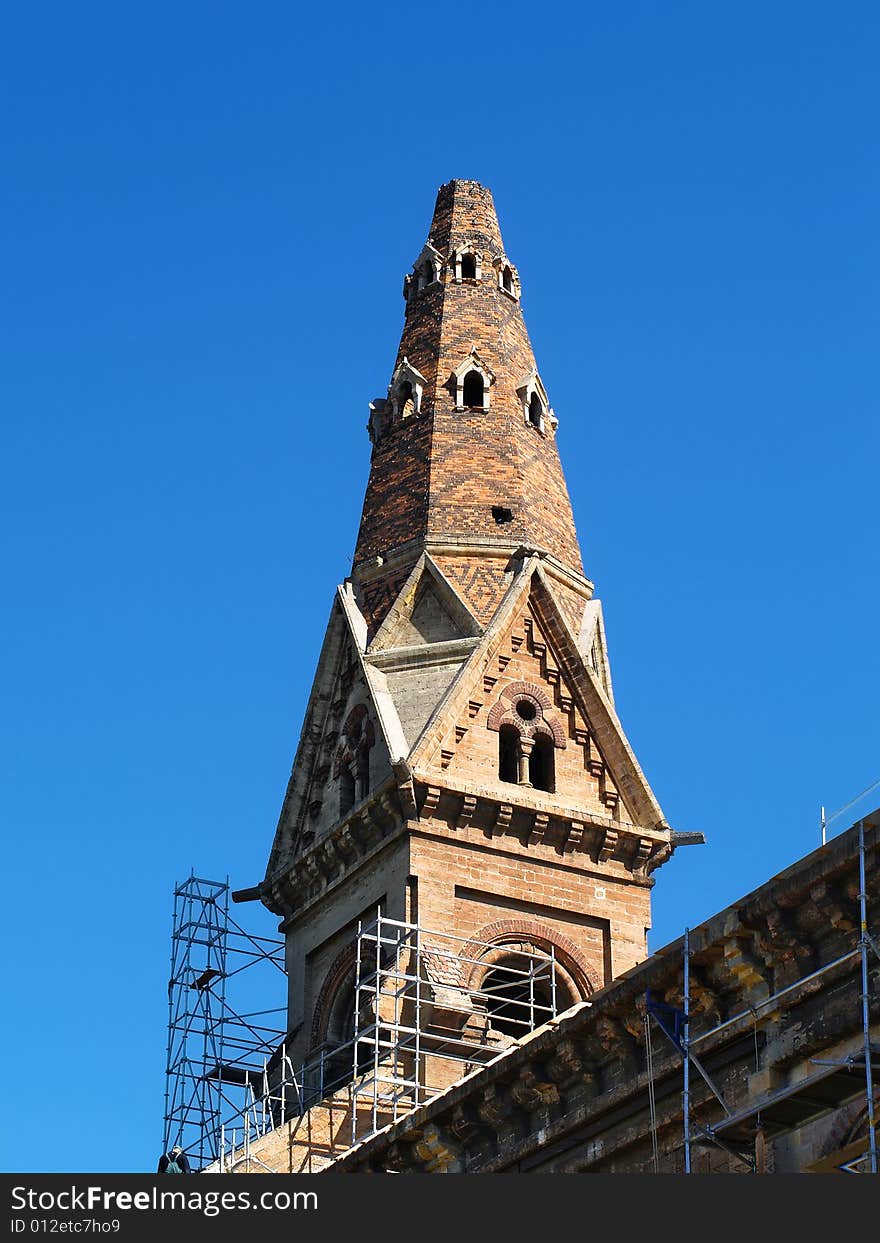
[256,184,674,1102]
[353,180,587,635]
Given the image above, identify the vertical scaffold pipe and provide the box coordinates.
[858,821,877,1174]
[683,926,691,1174]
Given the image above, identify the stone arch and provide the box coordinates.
[333,703,376,809]
[501,680,554,713]
[487,681,567,749]
[453,244,482,283]
[311,941,358,1047]
[460,918,598,999]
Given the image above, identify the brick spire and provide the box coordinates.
[353,180,586,634]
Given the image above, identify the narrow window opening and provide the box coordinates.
[492,506,513,524]
[319,974,372,1100]
[398,380,414,418]
[528,735,555,793]
[462,370,484,408]
[498,725,519,784]
[460,253,477,280]
[339,768,355,816]
[528,391,543,428]
[502,265,513,292]
[422,261,434,287]
[356,749,370,801]
[480,952,573,1038]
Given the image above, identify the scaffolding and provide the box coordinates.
[646,819,879,1174]
[215,908,572,1169]
[163,875,287,1170]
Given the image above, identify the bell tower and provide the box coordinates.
[255,180,675,1079]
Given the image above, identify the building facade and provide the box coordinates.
[329,815,879,1174]
[215,184,876,1176]
[242,181,683,1112]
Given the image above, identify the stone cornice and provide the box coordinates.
[352,535,594,601]
[261,776,402,923]
[327,816,878,1173]
[260,760,673,925]
[411,769,669,879]
[367,636,481,672]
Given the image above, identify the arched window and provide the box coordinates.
[478,950,575,1038]
[318,972,371,1098]
[498,725,519,784]
[529,734,555,793]
[462,370,484,408]
[339,768,355,816]
[528,391,543,428]
[325,976,356,1047]
[422,260,434,288]
[460,252,477,280]
[501,265,513,293]
[398,380,414,419]
[356,748,370,801]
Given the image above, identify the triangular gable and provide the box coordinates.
[368,555,482,652]
[578,599,614,705]
[363,556,482,749]
[408,561,667,832]
[264,584,410,881]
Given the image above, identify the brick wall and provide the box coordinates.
[352,181,584,634]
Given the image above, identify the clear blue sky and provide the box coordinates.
[2,2,877,1173]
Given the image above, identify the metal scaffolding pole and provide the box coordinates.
[162,873,286,1170]
[218,905,568,1167]
[858,821,878,1173]
[683,926,691,1174]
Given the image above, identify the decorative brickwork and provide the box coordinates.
[356,562,419,637]
[310,941,358,1046]
[432,556,511,625]
[460,919,598,996]
[352,180,583,635]
[260,182,673,1102]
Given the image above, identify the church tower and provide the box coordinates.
[255,180,675,1081]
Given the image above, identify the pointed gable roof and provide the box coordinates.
[264,584,410,880]
[351,181,585,637]
[407,560,668,833]
[368,554,482,652]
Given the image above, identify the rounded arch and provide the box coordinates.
[462,369,484,408]
[460,252,477,280]
[460,919,598,1000]
[311,942,358,1047]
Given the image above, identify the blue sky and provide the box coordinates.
[1,2,877,1173]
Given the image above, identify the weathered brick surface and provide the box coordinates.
[433,595,627,821]
[330,819,880,1175]
[255,183,670,1176]
[433,555,512,625]
[409,828,649,988]
[353,181,584,632]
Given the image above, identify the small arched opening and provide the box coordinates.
[339,768,356,816]
[398,380,414,419]
[529,733,555,793]
[460,253,477,280]
[356,748,370,801]
[318,973,373,1097]
[498,725,520,784]
[528,391,543,428]
[462,370,484,408]
[478,950,576,1039]
[501,265,513,293]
